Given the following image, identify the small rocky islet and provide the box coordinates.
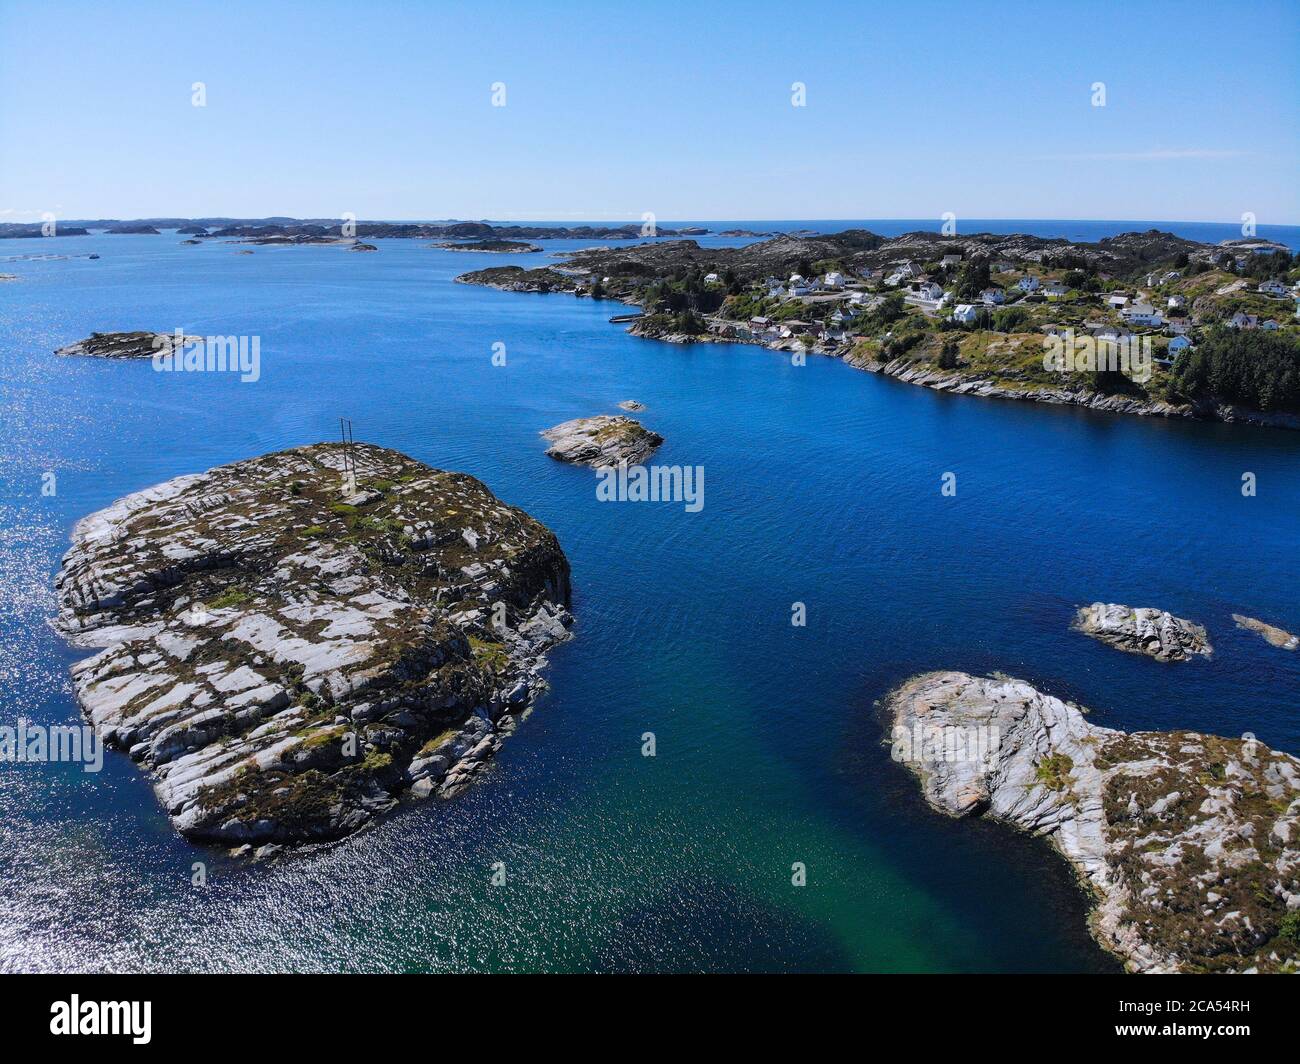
[1233,613,1299,651]
[55,331,199,360]
[1073,602,1212,662]
[541,415,663,467]
[886,671,1300,973]
[54,442,572,852]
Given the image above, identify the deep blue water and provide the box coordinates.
[0,225,1297,972]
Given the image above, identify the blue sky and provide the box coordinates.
[1,0,1296,223]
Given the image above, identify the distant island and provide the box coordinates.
[456,228,1300,428]
[432,239,542,253]
[0,217,712,241]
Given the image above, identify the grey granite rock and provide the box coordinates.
[540,415,663,467]
[54,442,572,848]
[886,671,1300,973]
[1073,602,1211,662]
[55,331,201,360]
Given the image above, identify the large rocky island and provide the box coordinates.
[886,671,1300,973]
[54,443,572,852]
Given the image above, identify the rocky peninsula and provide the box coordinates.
[456,227,1300,430]
[886,671,1300,973]
[54,443,573,851]
[55,331,200,360]
[1074,603,1212,662]
[541,416,663,467]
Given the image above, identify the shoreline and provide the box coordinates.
[458,275,1300,432]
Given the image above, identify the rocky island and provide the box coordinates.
[55,331,200,360]
[434,239,542,253]
[541,415,663,467]
[54,442,573,851]
[886,671,1300,973]
[1074,602,1212,662]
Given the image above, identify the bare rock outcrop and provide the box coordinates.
[886,671,1300,973]
[541,415,663,467]
[55,331,200,360]
[1233,614,1299,651]
[54,443,573,849]
[1073,602,1211,662]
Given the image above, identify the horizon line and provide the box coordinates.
[7,214,1300,229]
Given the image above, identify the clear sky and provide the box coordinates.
[1,0,1296,224]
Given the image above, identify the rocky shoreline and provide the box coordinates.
[885,671,1300,973]
[54,442,573,853]
[454,228,1299,432]
[843,353,1300,431]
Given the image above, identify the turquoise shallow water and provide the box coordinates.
[1,225,1297,972]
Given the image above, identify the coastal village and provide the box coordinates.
[459,227,1300,424]
[666,247,1298,361]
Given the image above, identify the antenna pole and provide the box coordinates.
[339,417,357,496]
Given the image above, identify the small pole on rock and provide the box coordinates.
[339,417,357,496]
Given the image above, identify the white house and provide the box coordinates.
[915,281,943,301]
[952,304,979,324]
[1017,275,1040,292]
[823,271,845,288]
[1107,294,1129,309]
[980,287,1005,305]
[1259,279,1288,297]
[1122,302,1164,327]
[1089,324,1134,343]
[1043,280,1068,297]
[1167,294,1187,310]
[704,272,720,284]
[941,253,963,267]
